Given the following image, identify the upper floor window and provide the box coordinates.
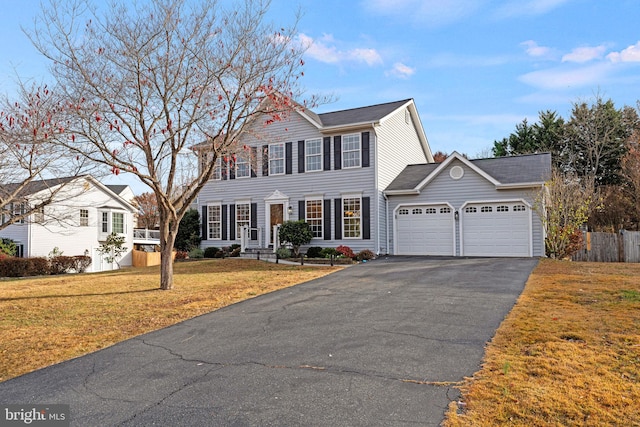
[305,139,322,172]
[235,154,251,179]
[213,158,222,180]
[80,209,89,226]
[207,205,221,240]
[343,196,361,239]
[100,210,126,236]
[269,143,285,175]
[305,199,323,238]
[342,134,361,168]
[112,212,124,234]
[33,206,45,223]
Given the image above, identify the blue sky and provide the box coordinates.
[2,0,640,190]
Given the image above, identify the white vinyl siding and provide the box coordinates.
[342,134,361,169]
[305,138,322,172]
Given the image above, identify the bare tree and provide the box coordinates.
[0,83,88,230]
[29,0,310,289]
[133,192,160,229]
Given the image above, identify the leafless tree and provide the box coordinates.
[0,83,89,231]
[29,0,310,289]
[133,192,160,229]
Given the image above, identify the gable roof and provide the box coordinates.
[315,99,413,128]
[385,152,552,194]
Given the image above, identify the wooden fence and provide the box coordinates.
[572,230,640,263]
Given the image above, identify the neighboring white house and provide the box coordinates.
[0,176,137,272]
[196,98,552,258]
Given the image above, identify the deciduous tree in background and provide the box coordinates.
[133,192,159,229]
[30,0,309,289]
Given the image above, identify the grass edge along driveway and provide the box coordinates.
[0,258,341,382]
[444,259,640,426]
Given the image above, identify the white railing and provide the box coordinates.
[240,226,264,252]
[133,229,161,241]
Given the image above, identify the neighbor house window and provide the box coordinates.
[80,209,89,226]
[269,143,285,175]
[34,206,45,223]
[305,199,323,238]
[99,210,126,236]
[305,138,322,172]
[343,197,361,238]
[342,134,361,168]
[102,212,109,233]
[11,203,25,224]
[208,205,221,240]
[112,212,124,234]
[236,203,250,236]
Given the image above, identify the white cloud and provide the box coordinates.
[363,0,485,27]
[562,45,607,63]
[496,0,571,18]
[386,62,416,79]
[607,41,640,63]
[298,33,382,66]
[521,40,554,58]
[518,63,612,90]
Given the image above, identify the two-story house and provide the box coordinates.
[0,175,137,271]
[197,99,433,255]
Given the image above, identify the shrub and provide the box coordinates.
[0,238,17,257]
[50,256,76,275]
[320,247,339,258]
[0,257,51,277]
[229,247,241,257]
[189,248,204,259]
[71,255,92,273]
[356,249,376,261]
[174,250,189,260]
[276,247,292,259]
[27,257,52,276]
[278,220,313,257]
[305,246,323,258]
[204,247,220,258]
[336,245,356,259]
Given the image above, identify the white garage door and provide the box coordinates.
[462,202,531,257]
[396,205,454,255]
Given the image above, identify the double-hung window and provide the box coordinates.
[235,155,251,178]
[213,158,222,180]
[269,143,285,175]
[305,199,323,238]
[112,212,124,234]
[342,196,361,238]
[305,139,322,172]
[236,203,251,236]
[99,210,126,237]
[80,209,89,226]
[342,133,361,168]
[207,205,221,240]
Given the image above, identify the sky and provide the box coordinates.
[1,0,640,193]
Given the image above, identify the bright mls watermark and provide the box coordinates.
[1,405,69,426]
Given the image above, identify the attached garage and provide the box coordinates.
[384,152,551,258]
[395,204,454,255]
[461,201,531,257]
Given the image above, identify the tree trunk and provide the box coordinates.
[159,218,178,290]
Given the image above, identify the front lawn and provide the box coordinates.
[0,259,341,382]
[444,259,640,426]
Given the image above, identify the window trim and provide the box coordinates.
[342,195,362,239]
[341,133,361,169]
[305,198,323,238]
[235,154,251,179]
[305,138,323,172]
[207,204,222,240]
[269,143,285,176]
[80,209,89,227]
[235,202,251,237]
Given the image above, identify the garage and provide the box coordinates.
[461,202,531,257]
[395,204,454,255]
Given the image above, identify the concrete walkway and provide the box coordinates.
[0,256,538,426]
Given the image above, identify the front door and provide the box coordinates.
[270,203,284,245]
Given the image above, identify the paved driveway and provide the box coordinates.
[0,257,538,426]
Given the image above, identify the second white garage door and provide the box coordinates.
[461,202,531,257]
[396,205,454,255]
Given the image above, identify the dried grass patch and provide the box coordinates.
[0,259,341,382]
[444,259,640,426]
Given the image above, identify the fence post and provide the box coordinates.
[300,254,304,265]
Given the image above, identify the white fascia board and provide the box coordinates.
[319,121,378,134]
[383,189,421,196]
[496,182,545,190]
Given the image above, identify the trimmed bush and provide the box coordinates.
[50,256,77,275]
[71,256,92,273]
[305,246,323,258]
[189,248,204,259]
[320,247,339,258]
[276,247,292,259]
[356,249,376,261]
[27,258,52,276]
[336,245,356,259]
[204,247,220,258]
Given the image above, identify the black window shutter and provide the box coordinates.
[323,137,331,171]
[229,157,236,180]
[362,197,371,240]
[285,142,293,175]
[334,136,342,170]
[222,204,228,240]
[334,198,342,240]
[250,147,257,178]
[229,204,236,240]
[262,145,269,176]
[201,206,208,240]
[222,159,228,180]
[298,141,305,173]
[323,199,331,240]
[362,132,370,168]
[250,203,257,240]
[298,200,305,221]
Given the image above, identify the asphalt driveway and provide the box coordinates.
[0,257,538,426]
